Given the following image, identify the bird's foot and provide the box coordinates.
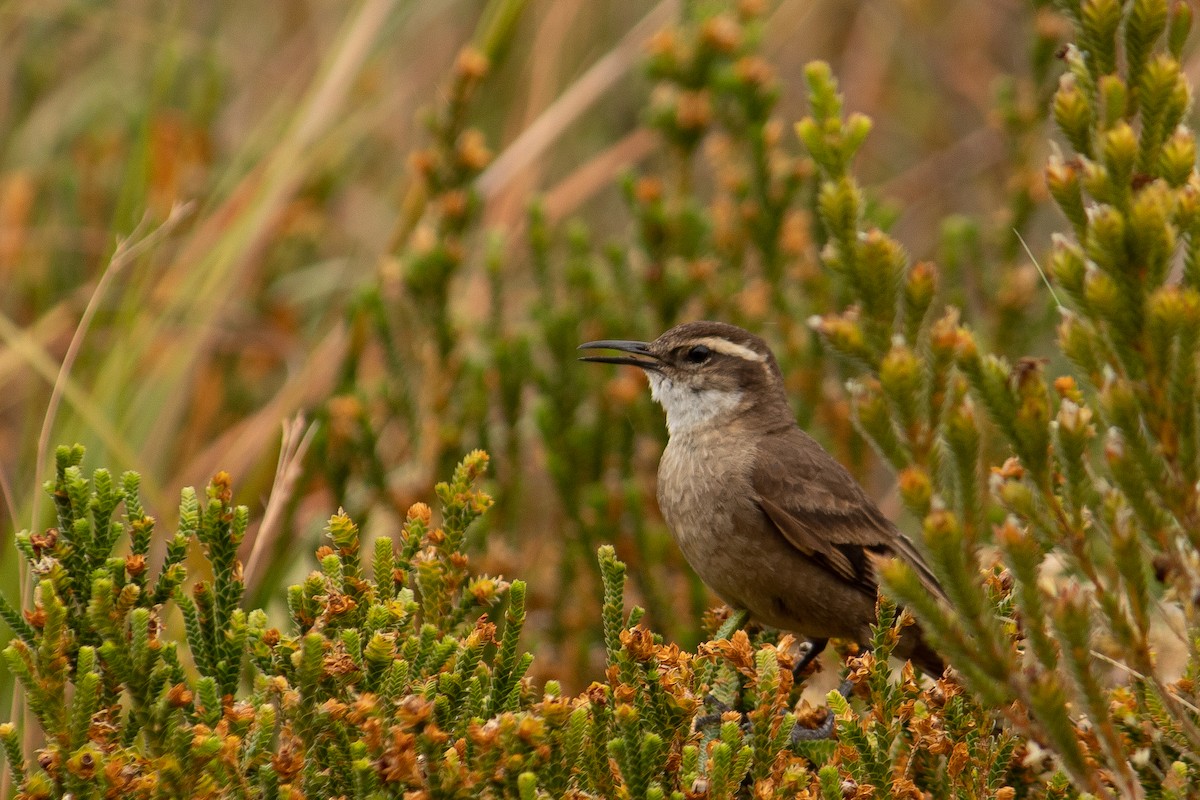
[696,676,854,742]
[789,678,853,742]
[696,638,857,742]
[693,694,751,733]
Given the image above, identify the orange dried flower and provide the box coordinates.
[635,176,663,205]
[167,683,194,708]
[700,14,741,53]
[456,129,492,172]
[124,553,147,577]
[620,626,657,662]
[947,741,971,778]
[24,605,46,629]
[647,29,681,59]
[30,528,57,554]
[211,471,233,504]
[585,682,609,707]
[676,90,713,130]
[992,457,1025,481]
[698,629,755,674]
[323,648,359,676]
[455,47,489,82]
[407,503,433,525]
[379,730,420,783]
[734,55,774,87]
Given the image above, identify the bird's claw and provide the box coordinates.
[694,694,752,732]
[696,678,854,743]
[789,711,835,742]
[788,679,853,743]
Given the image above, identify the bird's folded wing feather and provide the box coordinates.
[751,429,946,602]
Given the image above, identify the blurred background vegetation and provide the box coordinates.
[0,0,1083,698]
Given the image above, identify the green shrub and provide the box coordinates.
[1,446,1021,799]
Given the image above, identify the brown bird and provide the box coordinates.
[579,320,946,678]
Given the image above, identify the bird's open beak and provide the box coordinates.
[577,339,662,371]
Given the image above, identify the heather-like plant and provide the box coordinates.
[0,448,524,798]
[803,0,1200,796]
[0,448,1027,799]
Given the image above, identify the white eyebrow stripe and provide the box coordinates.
[695,336,766,362]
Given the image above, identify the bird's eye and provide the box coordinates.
[685,344,712,364]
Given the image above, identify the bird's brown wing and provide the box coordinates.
[751,428,946,601]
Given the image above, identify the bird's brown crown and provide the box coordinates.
[649,322,785,390]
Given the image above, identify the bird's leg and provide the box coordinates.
[697,627,837,734]
[791,637,828,681]
[695,615,852,738]
[789,645,870,743]
[694,694,742,732]
[695,665,753,732]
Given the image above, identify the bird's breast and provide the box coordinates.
[656,433,759,600]
[657,432,755,525]
[655,431,878,639]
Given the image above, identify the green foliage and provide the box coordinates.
[1,449,1027,799]
[0,449,516,798]
[794,1,1200,796]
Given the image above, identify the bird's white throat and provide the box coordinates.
[647,373,743,437]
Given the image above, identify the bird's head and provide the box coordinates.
[579,321,789,436]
